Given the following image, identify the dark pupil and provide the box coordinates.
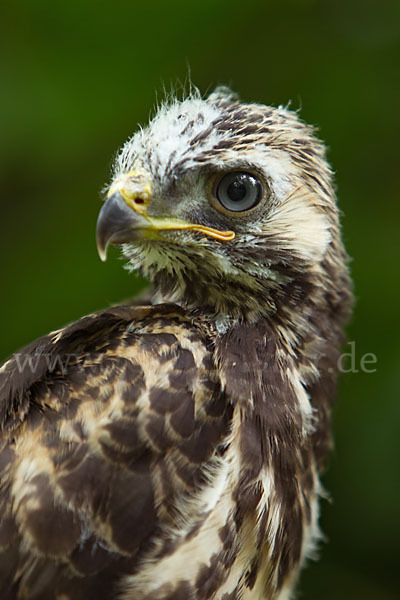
[227,179,247,202]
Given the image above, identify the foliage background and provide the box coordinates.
[1,1,399,597]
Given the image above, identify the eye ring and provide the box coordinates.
[212,171,265,214]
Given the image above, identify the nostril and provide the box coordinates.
[133,197,145,205]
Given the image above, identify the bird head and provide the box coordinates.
[97,87,349,320]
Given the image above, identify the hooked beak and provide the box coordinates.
[96,170,235,261]
[96,192,152,261]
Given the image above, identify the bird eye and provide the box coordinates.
[215,171,263,212]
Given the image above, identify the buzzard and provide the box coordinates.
[0,87,352,600]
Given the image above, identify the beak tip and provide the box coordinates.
[96,239,108,262]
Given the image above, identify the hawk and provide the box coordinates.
[0,87,352,600]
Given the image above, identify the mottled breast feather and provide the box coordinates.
[0,304,233,600]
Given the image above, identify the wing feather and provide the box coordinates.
[0,304,230,599]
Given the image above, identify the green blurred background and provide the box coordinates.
[1,0,399,597]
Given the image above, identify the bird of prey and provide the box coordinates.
[0,87,352,600]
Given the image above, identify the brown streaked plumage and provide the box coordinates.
[0,87,352,599]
